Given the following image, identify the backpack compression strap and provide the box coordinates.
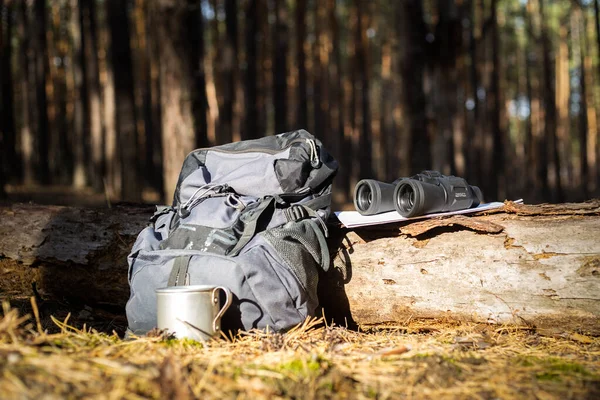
[168,255,192,286]
[227,196,277,256]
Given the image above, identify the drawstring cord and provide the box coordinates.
[178,183,248,218]
[225,193,247,210]
[179,183,228,216]
[306,138,321,168]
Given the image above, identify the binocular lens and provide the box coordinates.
[397,184,415,213]
[395,181,425,218]
[356,184,373,212]
[353,179,397,215]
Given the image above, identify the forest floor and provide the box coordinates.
[0,299,599,400]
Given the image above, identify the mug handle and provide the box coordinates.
[212,286,232,332]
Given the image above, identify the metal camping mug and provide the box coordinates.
[156,285,232,341]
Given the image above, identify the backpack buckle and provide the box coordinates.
[285,205,309,222]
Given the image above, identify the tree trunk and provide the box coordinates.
[144,0,165,199]
[17,1,34,185]
[106,0,141,202]
[379,35,395,181]
[398,0,430,174]
[47,1,73,186]
[489,0,504,200]
[594,1,600,189]
[154,0,207,203]
[328,0,349,199]
[273,0,289,134]
[220,0,237,143]
[431,0,460,177]
[244,0,260,139]
[313,0,330,141]
[467,0,483,190]
[355,0,371,180]
[33,0,50,185]
[80,0,104,192]
[295,0,308,130]
[573,6,594,199]
[131,0,156,196]
[556,24,570,195]
[1,202,599,334]
[0,0,17,185]
[594,0,600,93]
[577,9,589,199]
[72,0,89,188]
[523,3,535,193]
[539,0,562,202]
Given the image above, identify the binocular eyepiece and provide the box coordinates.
[353,171,483,218]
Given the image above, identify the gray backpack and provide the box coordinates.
[125,130,338,334]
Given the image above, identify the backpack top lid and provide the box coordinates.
[172,129,338,209]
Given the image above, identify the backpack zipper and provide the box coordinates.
[184,138,320,161]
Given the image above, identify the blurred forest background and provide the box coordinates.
[0,0,599,207]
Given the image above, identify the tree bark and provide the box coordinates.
[328,0,349,198]
[295,0,308,130]
[80,0,104,192]
[398,0,431,174]
[1,201,599,334]
[539,0,562,202]
[354,0,371,180]
[33,0,50,185]
[72,0,89,188]
[1,0,17,185]
[523,3,535,193]
[106,0,141,202]
[595,0,600,96]
[47,1,73,186]
[221,0,237,143]
[467,0,483,190]
[244,0,260,139]
[488,0,504,200]
[594,1,600,189]
[17,1,34,185]
[153,0,207,203]
[273,0,289,134]
[574,6,591,198]
[430,0,460,176]
[144,0,165,198]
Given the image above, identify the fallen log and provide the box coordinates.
[0,203,152,306]
[1,201,599,334]
[325,201,600,334]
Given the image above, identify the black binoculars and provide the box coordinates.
[353,171,484,218]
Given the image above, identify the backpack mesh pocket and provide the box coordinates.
[261,219,329,296]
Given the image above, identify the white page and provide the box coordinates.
[335,199,524,228]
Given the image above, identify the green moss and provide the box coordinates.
[547,360,590,375]
[278,357,321,375]
[366,387,378,398]
[271,354,330,382]
[515,355,593,382]
[162,337,204,348]
[319,380,334,392]
[411,352,434,359]
[536,372,562,381]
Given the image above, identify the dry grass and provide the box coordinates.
[1,300,599,400]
